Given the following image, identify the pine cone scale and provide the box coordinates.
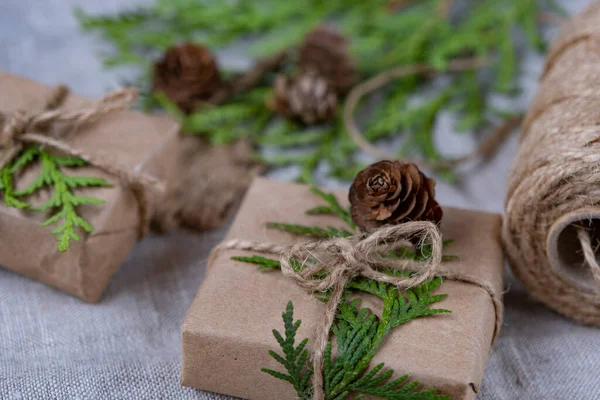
[390,194,417,222]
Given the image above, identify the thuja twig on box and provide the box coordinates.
[0,85,136,252]
[0,147,111,252]
[262,295,450,400]
[77,0,566,183]
[231,181,453,399]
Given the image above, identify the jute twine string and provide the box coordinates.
[503,2,600,326]
[212,220,502,400]
[342,56,526,170]
[0,85,164,237]
[576,227,600,288]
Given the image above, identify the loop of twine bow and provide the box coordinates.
[0,85,164,237]
[215,221,465,400]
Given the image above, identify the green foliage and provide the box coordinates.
[263,282,450,399]
[77,0,563,182]
[0,146,111,252]
[261,301,313,400]
[266,222,353,239]
[231,255,281,270]
[0,167,29,209]
[155,89,273,145]
[308,187,356,230]
[233,187,454,398]
[266,186,355,238]
[394,239,458,263]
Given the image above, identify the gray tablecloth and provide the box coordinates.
[1,1,599,399]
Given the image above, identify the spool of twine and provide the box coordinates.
[503,1,600,325]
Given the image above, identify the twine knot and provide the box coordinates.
[277,222,444,298]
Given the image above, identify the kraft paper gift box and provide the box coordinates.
[0,72,180,302]
[181,178,504,400]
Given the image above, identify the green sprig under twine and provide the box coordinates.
[233,187,453,399]
[77,0,564,183]
[0,146,111,252]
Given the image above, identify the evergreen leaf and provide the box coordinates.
[310,187,356,229]
[261,368,294,383]
[69,196,106,206]
[263,301,312,399]
[53,156,89,167]
[10,146,40,173]
[1,166,30,209]
[63,176,112,189]
[268,350,288,367]
[19,149,107,251]
[305,206,335,216]
[266,222,353,239]
[232,255,281,270]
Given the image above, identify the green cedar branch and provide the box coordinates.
[77,0,563,182]
[266,222,353,239]
[264,290,450,399]
[233,187,453,398]
[261,301,313,400]
[0,146,111,252]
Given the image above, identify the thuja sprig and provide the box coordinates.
[261,301,313,400]
[154,88,273,146]
[266,222,353,239]
[324,277,450,399]
[233,187,454,398]
[77,0,564,183]
[307,187,356,230]
[262,288,450,399]
[0,146,111,252]
[0,166,29,209]
[266,186,354,239]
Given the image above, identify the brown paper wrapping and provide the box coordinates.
[182,178,504,400]
[0,72,180,302]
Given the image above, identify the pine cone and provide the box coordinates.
[152,43,223,113]
[268,73,337,125]
[298,24,358,93]
[349,160,443,230]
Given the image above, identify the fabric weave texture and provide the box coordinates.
[1,0,599,399]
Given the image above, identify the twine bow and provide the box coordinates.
[215,221,446,400]
[0,85,164,236]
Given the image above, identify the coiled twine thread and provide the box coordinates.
[503,1,600,325]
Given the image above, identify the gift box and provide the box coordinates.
[181,178,504,400]
[0,72,180,302]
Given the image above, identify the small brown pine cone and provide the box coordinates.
[267,73,338,125]
[152,43,224,113]
[298,24,358,93]
[349,160,443,230]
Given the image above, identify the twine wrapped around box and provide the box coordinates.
[503,1,600,325]
[0,71,182,302]
[0,85,163,237]
[212,219,503,400]
[182,178,505,400]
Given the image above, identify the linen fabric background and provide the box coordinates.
[1,0,599,399]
